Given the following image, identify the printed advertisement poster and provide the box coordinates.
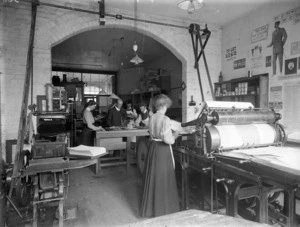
[283,82,300,142]
[274,5,300,25]
[251,43,264,68]
[225,46,237,61]
[251,24,268,43]
[233,58,246,70]
[291,41,300,55]
[269,86,282,110]
[266,56,271,67]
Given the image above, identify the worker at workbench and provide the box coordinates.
[106,99,126,127]
[135,102,150,127]
[81,100,105,146]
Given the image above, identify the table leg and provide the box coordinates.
[126,139,130,171]
[95,158,101,175]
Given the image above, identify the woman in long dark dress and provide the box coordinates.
[81,100,104,146]
[140,94,180,217]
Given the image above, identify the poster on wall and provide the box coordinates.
[251,24,268,43]
[250,43,264,68]
[285,58,297,75]
[283,82,300,142]
[266,56,272,67]
[225,46,237,61]
[274,5,300,25]
[269,86,282,110]
[233,58,246,70]
[291,41,300,55]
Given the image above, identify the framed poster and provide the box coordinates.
[266,56,271,67]
[285,58,297,75]
[233,58,246,70]
[225,46,237,61]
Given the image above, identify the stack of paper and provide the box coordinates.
[68,145,106,158]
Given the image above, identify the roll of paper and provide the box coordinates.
[206,124,277,151]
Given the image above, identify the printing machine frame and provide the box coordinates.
[174,101,299,227]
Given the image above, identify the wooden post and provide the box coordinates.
[0,71,6,226]
[9,1,38,198]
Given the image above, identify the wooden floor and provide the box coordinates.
[64,165,146,227]
[7,159,299,226]
[62,164,264,227]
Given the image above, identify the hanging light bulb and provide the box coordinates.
[187,0,195,14]
[130,41,143,65]
[133,42,138,52]
[130,0,144,65]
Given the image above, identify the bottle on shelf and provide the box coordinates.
[219,71,223,83]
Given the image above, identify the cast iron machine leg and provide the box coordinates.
[32,172,65,227]
[284,187,296,227]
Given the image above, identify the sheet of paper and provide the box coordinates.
[68,145,106,157]
[222,146,300,171]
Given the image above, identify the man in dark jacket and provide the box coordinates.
[107,99,125,127]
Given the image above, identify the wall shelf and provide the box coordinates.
[214,74,268,108]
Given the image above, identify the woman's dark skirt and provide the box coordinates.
[140,140,180,217]
[136,136,150,174]
[81,124,95,146]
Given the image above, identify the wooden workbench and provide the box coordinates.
[23,156,102,176]
[95,128,149,170]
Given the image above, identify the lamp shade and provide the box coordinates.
[178,0,204,14]
[98,90,108,95]
[130,54,144,65]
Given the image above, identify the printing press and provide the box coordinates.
[174,101,300,227]
[5,111,103,227]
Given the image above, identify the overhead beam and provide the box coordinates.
[18,0,195,30]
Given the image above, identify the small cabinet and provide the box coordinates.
[214,74,268,108]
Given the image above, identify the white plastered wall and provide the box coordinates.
[0,1,222,160]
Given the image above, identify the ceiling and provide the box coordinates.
[51,0,286,73]
[52,28,177,72]
[105,0,282,26]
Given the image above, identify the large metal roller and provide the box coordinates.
[210,110,281,125]
[205,123,281,152]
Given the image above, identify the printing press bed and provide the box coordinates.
[174,101,300,227]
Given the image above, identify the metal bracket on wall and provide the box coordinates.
[171,81,186,91]
[98,0,105,26]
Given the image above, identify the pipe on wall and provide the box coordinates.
[18,0,189,30]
